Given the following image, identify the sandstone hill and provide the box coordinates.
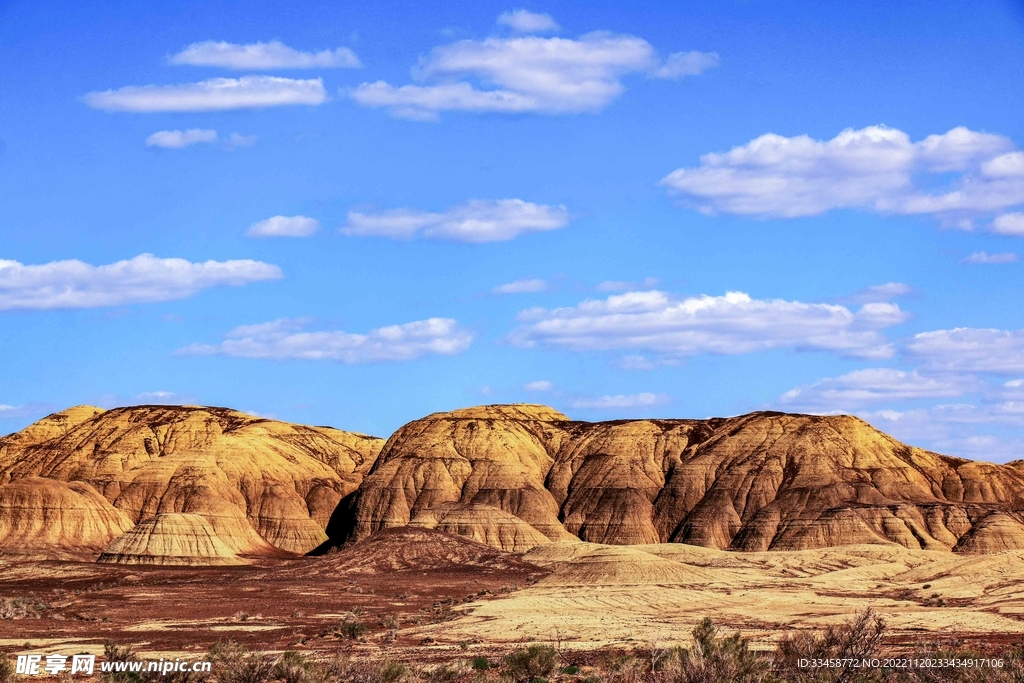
[330,405,1024,554]
[0,405,384,558]
[97,512,247,566]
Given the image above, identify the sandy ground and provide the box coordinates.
[3,541,1024,662]
[408,543,1024,650]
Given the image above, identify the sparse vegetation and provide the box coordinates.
[503,645,558,683]
[0,654,15,683]
[0,596,50,619]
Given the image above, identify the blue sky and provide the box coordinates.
[2,1,1024,461]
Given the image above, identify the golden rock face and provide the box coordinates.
[96,512,248,566]
[336,406,1024,554]
[0,405,385,557]
[0,477,134,559]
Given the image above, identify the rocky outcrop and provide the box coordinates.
[332,406,1024,554]
[408,503,553,552]
[0,405,384,556]
[0,477,134,559]
[97,513,247,566]
[332,405,577,551]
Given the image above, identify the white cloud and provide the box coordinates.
[993,212,1024,235]
[860,405,1024,462]
[524,380,553,391]
[497,9,560,33]
[841,281,915,305]
[344,199,569,242]
[225,132,258,148]
[654,51,720,79]
[350,30,717,119]
[963,251,1018,264]
[0,253,282,310]
[494,278,548,294]
[169,40,361,69]
[660,125,1024,222]
[571,392,669,409]
[906,328,1024,374]
[596,277,659,292]
[246,215,320,238]
[84,76,326,112]
[178,317,473,363]
[780,368,976,410]
[146,129,218,149]
[511,290,908,360]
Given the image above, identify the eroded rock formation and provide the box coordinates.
[333,406,1024,554]
[97,513,247,566]
[0,405,384,557]
[0,477,134,559]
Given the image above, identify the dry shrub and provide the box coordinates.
[663,618,770,683]
[503,644,558,683]
[0,654,14,683]
[207,641,275,683]
[774,609,886,683]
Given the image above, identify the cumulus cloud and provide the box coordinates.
[906,328,1024,374]
[178,317,473,363]
[494,278,548,294]
[780,368,977,411]
[510,290,908,360]
[169,40,361,69]
[84,76,326,112]
[497,9,560,33]
[993,212,1024,235]
[246,215,320,238]
[350,24,717,119]
[963,251,1018,264]
[146,129,218,149]
[661,125,1024,223]
[571,392,669,409]
[344,199,569,242]
[524,380,553,391]
[0,254,282,310]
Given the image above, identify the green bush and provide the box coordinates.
[471,656,491,671]
[273,651,314,683]
[207,641,275,683]
[503,645,558,683]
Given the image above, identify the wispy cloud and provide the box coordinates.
[0,254,282,310]
[493,278,548,294]
[351,14,718,119]
[571,392,669,409]
[963,251,1018,264]
[497,9,560,33]
[780,368,977,411]
[145,129,218,148]
[178,317,474,363]
[145,129,256,149]
[84,76,326,112]
[246,215,320,238]
[344,199,569,242]
[661,125,1024,225]
[169,40,361,69]
[511,290,908,360]
[596,277,659,292]
[841,281,915,305]
[523,380,553,391]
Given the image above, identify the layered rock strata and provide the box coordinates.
[0,405,384,557]
[334,406,1024,554]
